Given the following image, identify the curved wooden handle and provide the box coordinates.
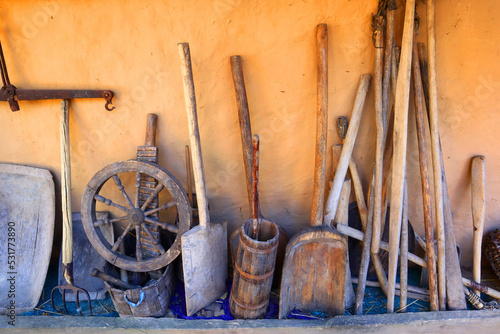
[230,55,254,214]
[145,113,158,146]
[471,155,486,291]
[178,43,209,228]
[311,23,328,226]
[251,134,260,239]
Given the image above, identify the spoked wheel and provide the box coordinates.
[81,160,192,272]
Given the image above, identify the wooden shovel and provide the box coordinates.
[471,155,486,294]
[178,42,228,316]
[279,24,348,318]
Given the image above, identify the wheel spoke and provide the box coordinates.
[141,223,166,254]
[94,215,127,227]
[144,201,176,216]
[111,223,133,252]
[112,175,135,209]
[94,194,130,213]
[140,183,164,211]
[135,226,143,261]
[144,217,179,234]
[134,172,141,208]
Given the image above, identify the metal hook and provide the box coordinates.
[102,91,115,111]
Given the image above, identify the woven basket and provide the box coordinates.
[484,228,500,280]
[105,264,174,318]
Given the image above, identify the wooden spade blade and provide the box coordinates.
[181,221,228,316]
[279,226,347,318]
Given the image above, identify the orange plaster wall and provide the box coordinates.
[0,0,498,266]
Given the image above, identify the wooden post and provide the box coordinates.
[387,0,415,313]
[471,155,486,295]
[60,99,73,285]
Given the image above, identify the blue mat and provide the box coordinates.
[22,263,472,318]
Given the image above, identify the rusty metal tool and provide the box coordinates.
[0,41,114,112]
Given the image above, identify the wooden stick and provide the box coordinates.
[372,21,386,255]
[399,180,409,312]
[355,168,375,314]
[311,23,328,226]
[352,278,430,302]
[230,55,254,213]
[332,179,355,307]
[412,40,439,311]
[324,74,370,224]
[349,158,368,225]
[337,222,500,302]
[346,154,389,296]
[462,278,500,300]
[178,43,209,228]
[60,99,73,285]
[419,42,466,311]
[251,135,260,239]
[387,0,415,313]
[382,3,396,119]
[185,145,193,205]
[426,0,447,311]
[471,155,486,294]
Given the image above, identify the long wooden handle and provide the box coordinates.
[178,43,209,228]
[372,24,385,255]
[251,135,260,239]
[230,55,254,213]
[311,23,328,226]
[145,113,158,146]
[386,0,415,313]
[323,74,370,226]
[412,40,439,311]
[471,155,486,293]
[90,268,140,290]
[185,145,193,205]
[426,0,447,311]
[60,99,73,285]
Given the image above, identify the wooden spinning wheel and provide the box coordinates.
[81,160,192,272]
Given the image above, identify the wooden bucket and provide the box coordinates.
[104,264,174,318]
[230,218,279,319]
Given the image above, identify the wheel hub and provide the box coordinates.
[128,208,145,226]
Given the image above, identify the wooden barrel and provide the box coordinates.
[230,218,279,319]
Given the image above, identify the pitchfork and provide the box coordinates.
[50,100,93,316]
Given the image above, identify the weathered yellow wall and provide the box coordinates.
[0,0,498,266]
